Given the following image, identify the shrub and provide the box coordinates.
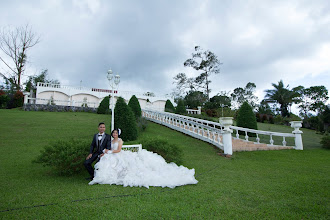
[165,99,175,113]
[33,139,90,175]
[0,90,9,108]
[320,135,330,149]
[261,114,268,123]
[205,109,218,117]
[141,138,183,165]
[97,96,110,114]
[175,99,186,115]
[137,117,148,132]
[128,95,142,119]
[256,113,261,122]
[12,90,24,108]
[114,97,138,141]
[236,102,258,136]
[269,115,274,124]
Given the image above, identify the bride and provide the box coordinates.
[89,128,198,188]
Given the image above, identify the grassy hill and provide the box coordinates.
[0,109,329,219]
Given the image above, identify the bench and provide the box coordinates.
[121,144,142,152]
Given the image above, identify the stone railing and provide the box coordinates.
[186,106,202,115]
[24,97,100,108]
[142,109,304,155]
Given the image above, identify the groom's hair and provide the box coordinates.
[98,122,105,127]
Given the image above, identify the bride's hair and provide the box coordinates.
[111,128,121,138]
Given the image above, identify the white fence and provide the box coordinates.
[142,109,303,155]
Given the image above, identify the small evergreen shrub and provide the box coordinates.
[141,138,183,165]
[97,96,110,114]
[236,102,258,136]
[175,99,186,115]
[33,139,90,175]
[261,114,268,123]
[269,115,274,124]
[320,135,330,149]
[128,95,142,119]
[165,99,175,113]
[114,97,138,141]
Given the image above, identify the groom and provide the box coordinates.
[84,122,111,180]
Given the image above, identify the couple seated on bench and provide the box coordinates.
[84,123,198,188]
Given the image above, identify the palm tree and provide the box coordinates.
[264,80,300,117]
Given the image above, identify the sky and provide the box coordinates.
[1,0,329,106]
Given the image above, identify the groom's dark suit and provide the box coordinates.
[84,133,111,178]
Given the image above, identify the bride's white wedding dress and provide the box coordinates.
[89,139,198,188]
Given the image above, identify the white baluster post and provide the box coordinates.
[290,121,303,150]
[219,117,233,155]
[197,106,202,115]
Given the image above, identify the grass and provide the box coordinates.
[0,109,329,219]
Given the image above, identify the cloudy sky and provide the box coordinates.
[1,0,329,103]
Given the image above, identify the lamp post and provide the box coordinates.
[107,69,120,132]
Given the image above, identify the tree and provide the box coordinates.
[264,80,300,117]
[184,91,207,109]
[258,99,273,115]
[174,46,222,100]
[114,97,138,141]
[24,69,60,95]
[0,24,40,90]
[231,82,258,109]
[97,96,110,114]
[297,86,329,117]
[236,102,258,136]
[128,95,142,119]
[165,99,175,113]
[175,99,186,114]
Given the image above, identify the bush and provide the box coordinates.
[269,115,274,124]
[141,138,183,165]
[128,95,141,119]
[175,99,186,115]
[97,96,110,114]
[114,97,138,141]
[12,90,24,108]
[320,135,330,149]
[236,102,258,136]
[33,139,90,175]
[0,90,9,108]
[261,114,268,123]
[137,117,148,132]
[165,99,175,113]
[256,113,261,122]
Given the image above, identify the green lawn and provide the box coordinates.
[0,109,329,219]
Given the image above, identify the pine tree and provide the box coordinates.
[165,99,175,113]
[114,97,138,141]
[97,96,110,114]
[175,99,186,115]
[128,95,142,119]
[236,101,258,136]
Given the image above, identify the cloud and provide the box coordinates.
[0,0,329,101]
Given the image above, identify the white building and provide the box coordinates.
[25,82,173,112]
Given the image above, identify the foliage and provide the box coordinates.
[128,95,142,119]
[231,82,258,109]
[33,139,90,175]
[296,85,329,117]
[258,99,273,115]
[184,91,207,109]
[165,99,175,113]
[137,117,148,132]
[236,102,258,136]
[209,92,231,108]
[141,138,183,165]
[264,80,301,117]
[97,96,110,114]
[0,89,9,108]
[173,46,222,100]
[273,114,302,126]
[175,99,186,114]
[114,97,138,141]
[320,135,330,149]
[24,69,60,94]
[12,90,24,108]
